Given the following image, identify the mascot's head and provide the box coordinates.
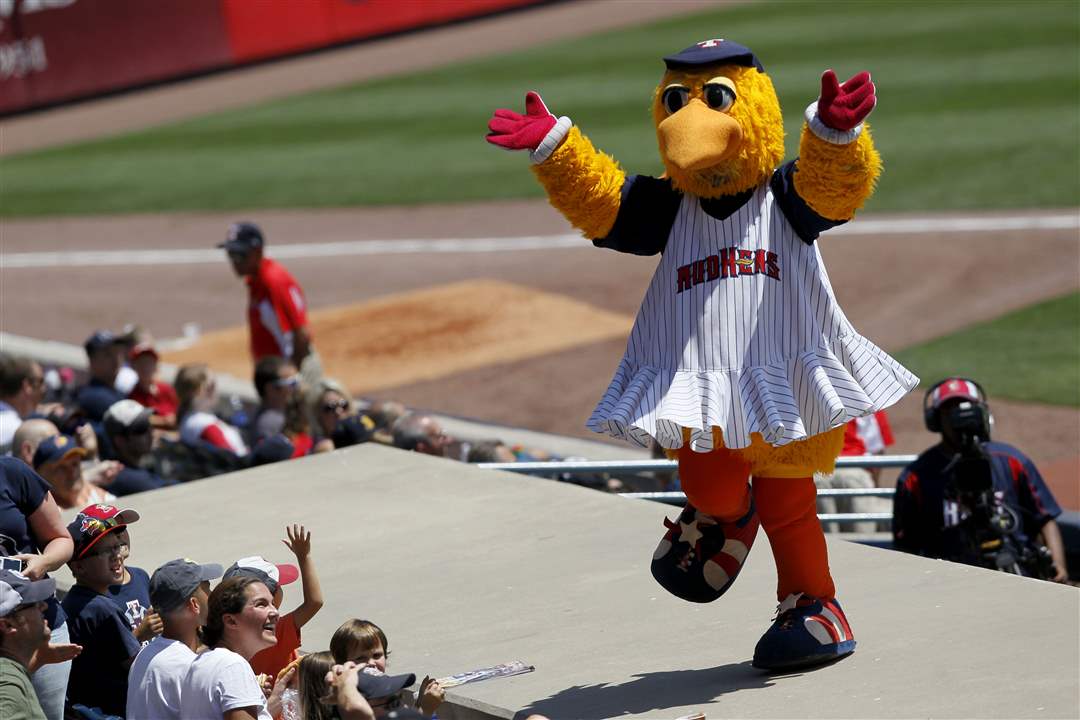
[652,39,785,198]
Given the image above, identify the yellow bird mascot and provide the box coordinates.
[487,38,917,669]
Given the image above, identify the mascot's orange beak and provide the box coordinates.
[657,98,743,172]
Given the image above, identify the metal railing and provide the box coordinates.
[478,454,916,528]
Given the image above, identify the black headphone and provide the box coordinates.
[923,376,989,433]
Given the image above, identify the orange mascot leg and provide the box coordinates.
[677,445,752,521]
[752,476,836,601]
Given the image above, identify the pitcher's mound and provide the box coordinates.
[162,279,633,393]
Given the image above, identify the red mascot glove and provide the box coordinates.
[817,70,876,131]
[486,91,558,152]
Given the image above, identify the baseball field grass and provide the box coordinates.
[894,291,1080,407]
[2,0,1077,217]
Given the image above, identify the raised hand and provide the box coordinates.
[282,524,311,560]
[486,91,558,151]
[817,70,876,131]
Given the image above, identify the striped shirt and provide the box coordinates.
[587,170,917,452]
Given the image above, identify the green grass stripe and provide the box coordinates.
[1,0,1077,216]
[894,292,1080,407]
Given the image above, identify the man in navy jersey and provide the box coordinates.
[893,378,1068,581]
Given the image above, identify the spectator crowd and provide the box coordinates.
[0,484,441,720]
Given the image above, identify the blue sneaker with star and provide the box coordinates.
[650,494,759,603]
[752,593,856,670]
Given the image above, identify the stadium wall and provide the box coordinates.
[0,0,545,115]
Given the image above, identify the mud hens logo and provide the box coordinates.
[676,248,780,293]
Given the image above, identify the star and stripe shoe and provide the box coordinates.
[650,494,759,603]
[752,593,856,670]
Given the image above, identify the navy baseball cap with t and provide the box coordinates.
[150,558,224,613]
[0,570,56,617]
[219,222,264,253]
[663,38,764,72]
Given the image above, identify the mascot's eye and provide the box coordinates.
[661,85,690,115]
[703,82,736,111]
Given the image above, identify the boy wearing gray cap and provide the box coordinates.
[126,559,223,720]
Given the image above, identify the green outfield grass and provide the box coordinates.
[2,0,1077,216]
[894,292,1080,407]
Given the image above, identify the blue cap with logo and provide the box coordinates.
[663,38,764,72]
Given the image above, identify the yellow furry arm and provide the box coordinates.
[531,126,627,239]
[792,124,881,221]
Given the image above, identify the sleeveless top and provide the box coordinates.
[587,184,918,452]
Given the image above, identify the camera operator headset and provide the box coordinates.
[892,377,1069,582]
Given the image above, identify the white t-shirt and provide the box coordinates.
[179,647,271,720]
[127,637,196,720]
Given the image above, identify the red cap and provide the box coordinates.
[928,378,983,410]
[129,342,158,361]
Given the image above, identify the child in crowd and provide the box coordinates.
[79,504,162,643]
[61,505,142,717]
[224,524,324,679]
[291,650,335,720]
[330,619,444,718]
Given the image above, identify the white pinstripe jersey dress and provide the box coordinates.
[587,182,918,453]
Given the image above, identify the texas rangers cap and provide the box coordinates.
[222,556,298,596]
[663,38,764,72]
[32,434,87,470]
[928,377,985,410]
[150,558,224,613]
[357,666,417,700]
[103,399,153,437]
[219,221,264,253]
[0,569,56,617]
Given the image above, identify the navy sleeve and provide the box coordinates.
[770,161,848,245]
[892,467,923,555]
[0,457,48,518]
[592,175,682,256]
[1005,447,1062,526]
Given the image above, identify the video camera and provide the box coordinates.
[939,400,1054,579]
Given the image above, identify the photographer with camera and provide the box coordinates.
[893,378,1068,582]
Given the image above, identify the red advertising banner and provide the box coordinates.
[0,0,231,115]
[1,0,544,116]
[220,0,545,63]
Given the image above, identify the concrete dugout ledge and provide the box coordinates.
[48,444,1079,719]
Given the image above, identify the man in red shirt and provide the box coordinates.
[219,222,319,377]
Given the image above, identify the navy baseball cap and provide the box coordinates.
[663,38,764,72]
[331,414,376,449]
[357,667,416,700]
[219,222,264,253]
[0,569,56,617]
[250,435,295,467]
[33,434,87,470]
[150,558,224,613]
[84,330,121,356]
